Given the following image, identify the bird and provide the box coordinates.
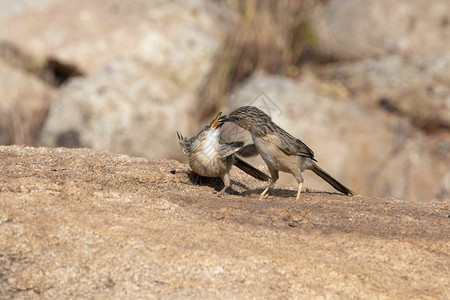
[219,106,354,200]
[177,112,270,195]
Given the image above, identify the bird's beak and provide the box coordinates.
[210,112,222,129]
[218,114,232,124]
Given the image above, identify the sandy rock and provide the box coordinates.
[0,145,449,298]
[312,0,450,59]
[224,73,450,201]
[0,61,52,145]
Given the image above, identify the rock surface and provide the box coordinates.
[312,0,450,59]
[32,0,232,160]
[37,58,196,160]
[0,0,230,75]
[225,73,450,202]
[0,145,449,298]
[318,54,450,134]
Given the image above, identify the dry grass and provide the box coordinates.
[197,0,320,121]
[9,93,51,145]
[0,42,80,146]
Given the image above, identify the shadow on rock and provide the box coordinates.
[185,170,250,195]
[241,187,345,199]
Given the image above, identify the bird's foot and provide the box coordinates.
[259,182,275,201]
[259,190,269,200]
[216,186,228,197]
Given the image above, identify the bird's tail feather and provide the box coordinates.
[310,163,354,196]
[234,157,270,181]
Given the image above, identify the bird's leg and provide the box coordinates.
[295,182,303,201]
[260,181,274,199]
[259,168,279,200]
[218,172,231,197]
[293,171,304,201]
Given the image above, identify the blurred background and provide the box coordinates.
[1,0,449,201]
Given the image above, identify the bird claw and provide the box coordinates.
[258,193,268,201]
[215,187,227,197]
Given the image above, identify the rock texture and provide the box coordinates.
[225,73,450,202]
[0,0,231,75]
[0,146,449,298]
[37,58,196,159]
[312,0,450,59]
[0,0,60,19]
[318,54,450,134]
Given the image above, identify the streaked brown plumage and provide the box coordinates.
[220,106,353,200]
[177,112,270,195]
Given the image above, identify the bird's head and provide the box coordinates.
[219,106,272,132]
[177,112,224,155]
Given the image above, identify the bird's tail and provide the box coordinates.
[176,132,190,156]
[310,163,354,196]
[234,157,270,181]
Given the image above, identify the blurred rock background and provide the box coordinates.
[1,0,449,201]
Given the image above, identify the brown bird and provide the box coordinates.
[177,112,270,195]
[219,106,353,200]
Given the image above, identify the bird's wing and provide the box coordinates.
[219,141,244,158]
[276,130,316,160]
[235,143,259,157]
